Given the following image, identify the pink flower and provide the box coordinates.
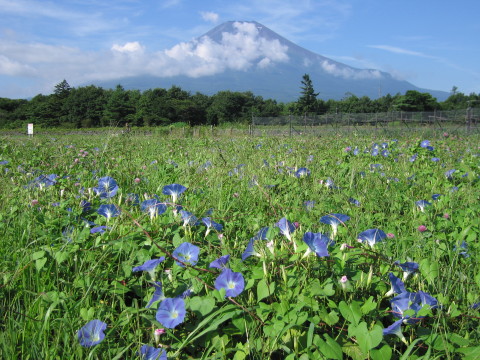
[340,275,348,283]
[31,199,39,206]
[293,221,300,229]
[134,178,141,184]
[387,233,395,239]
[418,225,427,232]
[443,213,450,219]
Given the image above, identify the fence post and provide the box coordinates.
[289,115,292,137]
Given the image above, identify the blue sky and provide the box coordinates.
[1,0,479,99]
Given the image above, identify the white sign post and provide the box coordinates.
[27,123,33,137]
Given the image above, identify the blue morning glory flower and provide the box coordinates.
[415,200,432,212]
[381,150,390,157]
[295,167,310,178]
[445,169,456,179]
[138,345,167,360]
[80,200,92,212]
[141,199,167,219]
[391,291,422,323]
[90,225,108,234]
[431,157,440,162]
[426,146,434,151]
[453,241,469,258]
[420,140,430,148]
[253,227,270,241]
[133,258,166,274]
[303,201,315,211]
[371,148,379,156]
[162,183,187,203]
[202,217,223,237]
[214,268,245,298]
[319,213,350,237]
[156,297,186,329]
[0,160,8,165]
[357,229,387,247]
[432,194,442,200]
[180,210,199,226]
[93,176,118,199]
[126,193,140,206]
[385,273,406,297]
[395,261,419,280]
[349,197,361,206]
[383,319,407,344]
[146,281,166,308]
[77,319,107,347]
[302,232,330,258]
[242,238,259,261]
[409,154,417,162]
[276,217,296,241]
[353,147,359,155]
[209,255,230,269]
[97,204,120,219]
[27,174,58,189]
[172,242,199,267]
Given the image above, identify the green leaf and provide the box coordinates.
[316,334,343,360]
[188,296,215,316]
[257,279,275,301]
[32,250,45,260]
[339,300,362,326]
[371,344,392,360]
[419,258,439,285]
[456,346,480,360]
[360,296,377,315]
[54,251,69,265]
[348,322,383,354]
[35,257,47,271]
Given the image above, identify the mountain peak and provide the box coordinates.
[94,20,448,101]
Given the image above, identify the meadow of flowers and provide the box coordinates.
[0,130,479,359]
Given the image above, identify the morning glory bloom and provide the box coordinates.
[431,157,440,162]
[90,225,108,234]
[172,242,199,267]
[138,345,167,360]
[77,319,107,347]
[209,255,230,269]
[415,200,432,212]
[146,281,166,308]
[353,147,359,155]
[133,258,166,280]
[302,232,330,258]
[349,197,361,206]
[27,174,58,189]
[371,148,379,156]
[420,140,430,148]
[409,154,417,162]
[383,319,407,344]
[395,261,419,281]
[97,204,120,219]
[141,199,167,219]
[381,150,390,157]
[276,217,296,241]
[295,167,310,178]
[156,297,186,329]
[445,169,456,179]
[357,229,387,247]
[162,183,187,203]
[253,227,270,241]
[385,273,406,297]
[453,241,469,258]
[180,210,198,227]
[432,194,442,200]
[391,291,422,323]
[319,213,350,237]
[93,176,118,199]
[202,217,223,237]
[0,160,8,165]
[303,201,315,211]
[214,268,245,298]
[242,238,259,261]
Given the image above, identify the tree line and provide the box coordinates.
[0,78,478,129]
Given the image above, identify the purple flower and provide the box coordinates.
[156,297,186,329]
[201,217,223,237]
[162,183,187,203]
[180,210,199,226]
[420,140,430,148]
[77,319,107,347]
[357,229,387,247]
[276,217,296,241]
[295,167,310,178]
[319,213,350,237]
[383,319,407,344]
[90,225,108,234]
[209,255,230,269]
[146,281,165,308]
[253,227,270,241]
[242,238,258,261]
[133,258,166,273]
[172,242,199,267]
[415,200,432,212]
[93,176,118,199]
[302,232,330,258]
[138,345,167,360]
[385,273,406,297]
[214,268,245,298]
[97,204,120,219]
[141,199,167,218]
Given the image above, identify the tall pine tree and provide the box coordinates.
[298,74,319,114]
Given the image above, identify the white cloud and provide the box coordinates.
[200,11,219,23]
[0,55,37,76]
[368,45,430,58]
[111,42,145,53]
[320,60,382,80]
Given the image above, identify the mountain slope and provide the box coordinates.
[94,21,448,101]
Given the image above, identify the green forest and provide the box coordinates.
[0,78,478,129]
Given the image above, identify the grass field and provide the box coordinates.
[0,130,479,359]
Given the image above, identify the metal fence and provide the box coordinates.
[251,108,480,136]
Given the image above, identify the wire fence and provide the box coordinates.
[251,108,480,137]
